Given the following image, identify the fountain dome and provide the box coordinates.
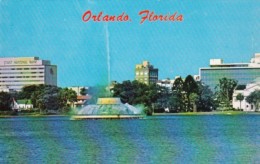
[72,97,143,119]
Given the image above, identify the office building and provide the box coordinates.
[135,61,158,84]
[200,53,260,91]
[0,57,57,92]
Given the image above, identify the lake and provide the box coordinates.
[0,115,259,163]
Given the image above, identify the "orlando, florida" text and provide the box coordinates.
[82,10,183,24]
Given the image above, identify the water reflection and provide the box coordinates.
[0,115,259,163]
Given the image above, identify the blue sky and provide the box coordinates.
[1,0,259,87]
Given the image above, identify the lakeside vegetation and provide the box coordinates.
[111,76,259,115]
[0,85,77,115]
[112,76,227,115]
[0,76,259,116]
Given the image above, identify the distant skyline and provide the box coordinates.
[1,0,259,87]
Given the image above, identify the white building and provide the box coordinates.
[157,78,175,91]
[68,86,88,96]
[0,57,57,92]
[17,99,34,111]
[232,78,260,111]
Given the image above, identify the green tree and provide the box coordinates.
[236,93,244,110]
[156,86,171,110]
[168,92,184,112]
[20,85,39,99]
[246,90,260,111]
[189,93,199,112]
[172,77,184,93]
[38,85,60,112]
[196,82,215,112]
[0,92,12,111]
[215,77,237,109]
[183,75,199,112]
[112,80,160,115]
[59,88,77,109]
[30,84,45,109]
[80,87,87,96]
[171,77,186,112]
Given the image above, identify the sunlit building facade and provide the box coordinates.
[200,53,260,91]
[135,61,158,85]
[0,57,57,92]
[232,78,260,111]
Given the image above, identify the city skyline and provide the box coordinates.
[1,1,259,87]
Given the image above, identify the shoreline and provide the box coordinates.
[0,114,70,118]
[152,111,260,116]
[0,111,259,118]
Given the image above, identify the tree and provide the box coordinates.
[38,85,60,112]
[112,80,160,115]
[80,87,87,96]
[236,93,244,110]
[59,88,77,109]
[183,75,199,112]
[20,85,39,99]
[156,85,171,110]
[0,92,12,111]
[168,92,184,112]
[172,77,184,93]
[215,77,237,109]
[246,90,260,111]
[30,84,45,109]
[196,82,215,112]
[189,93,199,112]
[171,77,185,112]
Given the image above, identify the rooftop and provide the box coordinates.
[208,53,260,68]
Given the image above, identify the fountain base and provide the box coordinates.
[71,97,144,120]
[71,114,144,120]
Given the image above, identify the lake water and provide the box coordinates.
[0,115,259,163]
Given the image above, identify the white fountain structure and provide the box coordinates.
[72,98,144,119]
[71,24,144,119]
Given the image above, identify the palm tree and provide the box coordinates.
[236,93,244,110]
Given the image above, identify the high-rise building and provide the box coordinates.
[135,61,158,84]
[0,57,57,92]
[200,53,260,91]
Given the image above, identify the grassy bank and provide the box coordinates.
[0,110,70,118]
[153,111,259,116]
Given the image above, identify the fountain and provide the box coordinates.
[71,24,144,120]
[71,98,144,120]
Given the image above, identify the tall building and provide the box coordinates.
[200,53,260,91]
[135,61,158,84]
[0,57,57,92]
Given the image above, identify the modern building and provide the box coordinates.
[0,57,57,92]
[232,78,260,111]
[200,53,260,91]
[135,61,158,84]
